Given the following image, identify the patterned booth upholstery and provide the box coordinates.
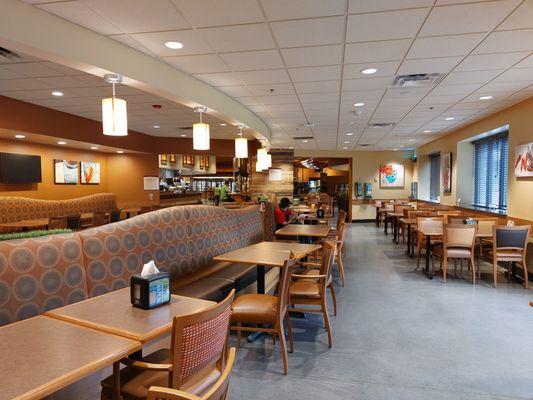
[0,205,264,326]
[0,193,117,224]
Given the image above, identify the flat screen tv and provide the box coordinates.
[0,152,42,184]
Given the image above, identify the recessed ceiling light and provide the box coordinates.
[353,102,365,107]
[164,41,183,49]
[180,134,187,137]
[220,123,227,126]
[288,146,294,149]
[302,140,308,143]
[90,146,98,150]
[346,132,354,136]
[399,145,404,148]
[361,68,377,75]
[342,147,348,150]
[51,91,63,97]
[479,95,493,100]
[344,141,350,144]
[153,125,160,128]
[349,121,355,125]
[409,139,415,142]
[57,141,67,145]
[116,150,124,154]
[445,117,455,121]
[14,134,25,139]
[424,130,432,133]
[393,148,398,151]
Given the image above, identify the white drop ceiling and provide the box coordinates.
[6,0,533,151]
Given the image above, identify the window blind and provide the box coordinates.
[473,133,508,210]
[429,153,441,201]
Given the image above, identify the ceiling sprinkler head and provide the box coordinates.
[269,88,275,94]
[353,109,363,116]
[103,73,123,84]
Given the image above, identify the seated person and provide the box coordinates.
[275,197,297,230]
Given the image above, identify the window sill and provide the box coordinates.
[458,204,507,216]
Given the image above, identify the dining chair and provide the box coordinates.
[474,217,499,257]
[66,214,81,230]
[290,240,336,349]
[416,217,444,270]
[109,209,122,223]
[487,225,531,288]
[92,212,107,227]
[49,216,67,229]
[230,253,298,375]
[294,241,338,316]
[100,290,235,400]
[147,347,236,400]
[431,223,478,283]
[437,211,462,223]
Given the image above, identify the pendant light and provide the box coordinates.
[257,147,268,170]
[235,124,248,158]
[102,74,128,136]
[193,106,210,150]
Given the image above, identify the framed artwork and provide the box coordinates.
[160,154,168,164]
[80,161,100,184]
[442,153,452,193]
[514,143,533,177]
[379,163,404,188]
[143,176,159,190]
[54,159,78,184]
[268,168,282,181]
[170,154,176,163]
[183,155,194,167]
[199,155,209,169]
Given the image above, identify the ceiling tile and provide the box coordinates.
[440,69,504,86]
[0,78,51,91]
[497,0,533,31]
[492,68,533,82]
[37,1,122,35]
[219,50,284,71]
[432,83,483,96]
[107,34,154,56]
[294,80,341,94]
[281,45,343,68]
[346,9,427,42]
[300,92,340,103]
[455,52,530,72]
[343,61,400,79]
[193,72,243,86]
[261,0,346,20]
[171,0,263,27]
[513,54,533,69]
[288,65,341,82]
[407,33,485,59]
[342,77,392,91]
[254,94,299,105]
[474,29,533,54]
[131,30,212,56]
[476,81,532,93]
[247,83,295,96]
[348,0,433,13]
[270,16,345,47]
[420,1,519,36]
[398,56,462,74]
[198,24,275,52]
[85,0,190,32]
[344,40,411,64]
[0,65,27,79]
[164,54,229,74]
[237,69,291,85]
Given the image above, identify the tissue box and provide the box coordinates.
[130,272,171,309]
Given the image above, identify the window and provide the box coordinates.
[429,153,441,201]
[473,133,508,210]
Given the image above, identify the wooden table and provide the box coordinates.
[292,206,314,214]
[0,218,50,232]
[45,288,214,344]
[275,224,331,243]
[388,212,404,244]
[417,225,444,279]
[0,316,140,400]
[399,218,417,257]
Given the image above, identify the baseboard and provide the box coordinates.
[351,219,374,223]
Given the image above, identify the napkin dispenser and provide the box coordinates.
[130,272,171,310]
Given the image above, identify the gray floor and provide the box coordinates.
[228,223,533,400]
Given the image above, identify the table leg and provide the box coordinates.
[393,217,398,243]
[113,361,121,400]
[248,265,266,342]
[375,207,380,227]
[425,235,433,279]
[384,215,388,235]
[406,224,413,257]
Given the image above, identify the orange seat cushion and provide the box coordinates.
[231,294,277,324]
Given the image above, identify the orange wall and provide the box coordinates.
[0,138,159,207]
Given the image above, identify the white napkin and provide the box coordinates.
[141,260,160,277]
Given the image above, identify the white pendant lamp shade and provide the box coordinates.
[193,106,210,150]
[102,97,128,136]
[193,122,210,150]
[257,148,268,166]
[235,137,248,158]
[235,125,248,158]
[265,153,272,169]
[102,74,128,136]
[255,159,265,172]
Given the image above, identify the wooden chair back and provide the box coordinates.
[49,216,67,229]
[493,225,531,253]
[147,347,236,400]
[319,241,336,296]
[92,212,107,227]
[408,210,434,220]
[277,251,298,319]
[66,214,81,230]
[444,223,477,250]
[474,217,498,236]
[416,217,444,237]
[338,209,347,224]
[109,209,122,223]
[170,289,235,389]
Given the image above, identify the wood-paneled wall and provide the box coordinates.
[251,149,293,201]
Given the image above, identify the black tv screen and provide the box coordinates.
[0,153,42,184]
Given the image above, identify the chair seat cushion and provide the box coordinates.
[209,262,259,292]
[290,280,320,299]
[101,348,221,400]
[433,246,472,258]
[485,250,524,261]
[172,277,234,302]
[231,294,277,324]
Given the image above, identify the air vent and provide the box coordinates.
[293,136,313,140]
[358,144,372,147]
[0,47,20,60]
[391,73,444,88]
[368,122,396,128]
[178,127,193,130]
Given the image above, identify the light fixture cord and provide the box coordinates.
[112,82,116,99]
[199,110,203,123]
